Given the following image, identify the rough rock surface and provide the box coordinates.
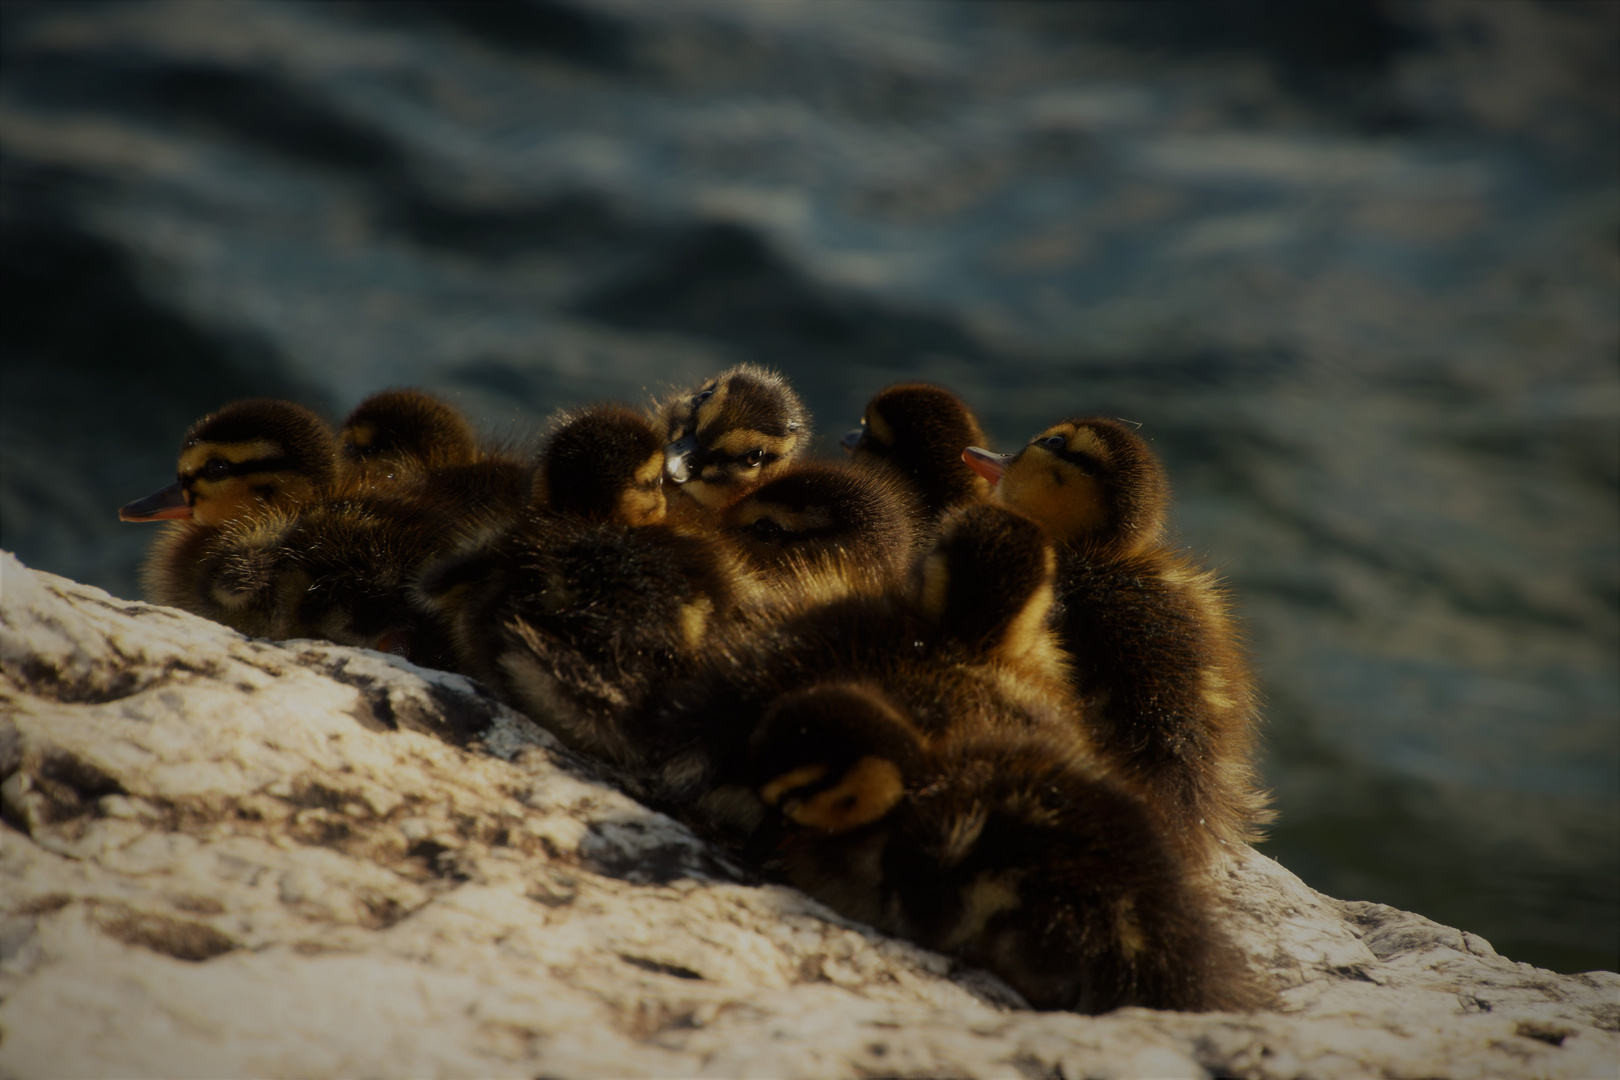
[2,550,1615,1079]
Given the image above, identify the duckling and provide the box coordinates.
[423,404,745,766]
[744,683,1265,1014]
[339,387,479,488]
[340,387,535,534]
[642,501,1079,847]
[842,382,994,522]
[118,399,340,627]
[964,418,1272,866]
[717,461,922,591]
[658,364,810,524]
[659,365,923,592]
[124,395,526,666]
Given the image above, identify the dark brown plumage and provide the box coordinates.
[968,417,1272,866]
[340,387,480,487]
[844,382,993,522]
[744,684,1266,1013]
[641,503,1078,849]
[124,396,526,667]
[422,405,745,766]
[718,460,921,590]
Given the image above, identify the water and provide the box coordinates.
[2,0,1615,973]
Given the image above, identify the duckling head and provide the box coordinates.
[119,399,338,527]
[534,405,667,526]
[843,382,991,517]
[662,364,808,508]
[749,683,925,835]
[719,463,917,580]
[913,503,1058,662]
[340,388,478,477]
[964,418,1167,559]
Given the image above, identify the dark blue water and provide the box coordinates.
[2,0,1615,973]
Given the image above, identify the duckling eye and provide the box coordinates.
[1039,436,1066,451]
[743,448,765,467]
[693,388,715,405]
[200,458,232,481]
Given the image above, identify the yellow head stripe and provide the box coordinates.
[760,762,828,807]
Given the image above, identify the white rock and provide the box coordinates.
[1,550,1615,1078]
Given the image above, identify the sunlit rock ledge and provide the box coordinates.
[1,550,1614,1080]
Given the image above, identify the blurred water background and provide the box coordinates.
[2,0,1615,974]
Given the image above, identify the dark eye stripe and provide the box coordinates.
[191,454,297,481]
[687,446,779,473]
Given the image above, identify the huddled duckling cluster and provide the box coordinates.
[120,367,1272,1014]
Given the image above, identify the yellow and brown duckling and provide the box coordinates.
[339,387,480,487]
[843,382,994,523]
[118,398,341,631]
[341,388,534,533]
[743,683,1265,1013]
[717,461,921,592]
[661,365,921,591]
[422,404,746,767]
[121,394,523,667]
[658,363,810,524]
[964,418,1272,866]
[641,501,1081,847]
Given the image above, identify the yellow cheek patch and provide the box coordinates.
[683,475,736,508]
[786,756,904,833]
[1000,453,1106,542]
[634,453,664,487]
[678,596,713,649]
[864,407,895,447]
[760,762,828,807]
[942,873,1024,951]
[617,485,666,527]
[998,577,1055,664]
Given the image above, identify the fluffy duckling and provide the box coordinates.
[658,364,810,523]
[119,399,340,627]
[423,404,744,766]
[124,394,525,665]
[964,418,1271,866]
[264,392,531,663]
[340,387,479,486]
[745,683,1264,1014]
[341,387,534,530]
[660,365,922,591]
[717,462,921,591]
[842,382,994,522]
[643,502,1079,846]
[259,493,464,666]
